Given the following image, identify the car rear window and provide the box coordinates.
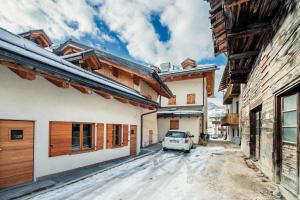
[165,131,186,138]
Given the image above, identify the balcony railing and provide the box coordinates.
[221,113,239,126]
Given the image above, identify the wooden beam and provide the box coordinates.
[72,84,92,94]
[44,76,69,88]
[228,23,273,38]
[225,0,250,9]
[129,101,139,106]
[229,51,259,60]
[95,91,112,99]
[114,96,129,104]
[0,60,36,80]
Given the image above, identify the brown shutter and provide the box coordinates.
[49,122,72,157]
[170,120,179,129]
[97,123,104,150]
[106,124,113,149]
[123,124,129,146]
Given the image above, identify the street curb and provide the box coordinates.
[20,150,159,200]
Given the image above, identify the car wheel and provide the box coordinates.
[163,147,168,151]
[184,149,190,153]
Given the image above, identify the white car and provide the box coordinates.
[162,130,194,153]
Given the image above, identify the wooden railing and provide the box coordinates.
[221,113,239,126]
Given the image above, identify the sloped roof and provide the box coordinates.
[0,28,158,107]
[18,29,53,46]
[159,64,217,77]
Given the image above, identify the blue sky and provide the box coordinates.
[0,0,227,105]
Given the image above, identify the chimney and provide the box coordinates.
[181,58,196,69]
[160,62,171,72]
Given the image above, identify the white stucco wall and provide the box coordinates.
[0,66,144,179]
[160,78,205,107]
[142,112,158,147]
[157,117,201,143]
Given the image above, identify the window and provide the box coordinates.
[72,124,80,150]
[187,93,196,104]
[236,101,239,113]
[10,130,23,140]
[72,123,94,151]
[168,95,176,105]
[232,129,235,137]
[112,124,122,147]
[282,94,298,143]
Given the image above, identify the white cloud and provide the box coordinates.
[0,0,114,42]
[97,0,213,65]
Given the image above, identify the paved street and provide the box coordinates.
[26,142,275,200]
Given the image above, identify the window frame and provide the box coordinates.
[281,93,298,144]
[71,122,95,152]
[112,124,122,148]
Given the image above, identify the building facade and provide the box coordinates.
[157,59,217,143]
[0,28,172,189]
[207,0,299,198]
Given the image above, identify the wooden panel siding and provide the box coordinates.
[97,123,104,150]
[49,122,72,157]
[0,120,34,189]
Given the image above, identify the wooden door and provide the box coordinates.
[0,120,34,189]
[149,130,153,145]
[250,108,261,160]
[130,125,137,156]
[170,120,179,129]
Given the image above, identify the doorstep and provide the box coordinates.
[0,149,158,200]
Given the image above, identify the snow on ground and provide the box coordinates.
[28,147,224,200]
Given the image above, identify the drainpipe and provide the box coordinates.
[140,85,162,148]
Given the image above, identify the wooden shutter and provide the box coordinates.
[49,122,72,157]
[123,124,129,146]
[187,93,195,104]
[168,95,176,105]
[170,120,179,129]
[106,124,113,149]
[97,123,104,150]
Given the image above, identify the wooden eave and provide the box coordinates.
[208,0,288,85]
[27,32,52,48]
[223,83,240,104]
[0,60,156,110]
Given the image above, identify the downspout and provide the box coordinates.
[202,77,205,141]
[140,85,162,148]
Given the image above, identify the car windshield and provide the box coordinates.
[165,131,186,138]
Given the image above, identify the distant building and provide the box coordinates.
[157,58,218,143]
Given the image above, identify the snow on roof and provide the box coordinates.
[159,64,218,77]
[157,110,203,115]
[0,28,156,105]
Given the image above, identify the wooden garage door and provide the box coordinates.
[0,120,34,189]
[130,125,137,156]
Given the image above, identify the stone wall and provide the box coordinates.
[240,3,300,180]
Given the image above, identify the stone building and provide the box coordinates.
[207,0,299,198]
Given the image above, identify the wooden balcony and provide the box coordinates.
[223,84,240,104]
[221,113,239,126]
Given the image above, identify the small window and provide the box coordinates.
[113,125,122,147]
[72,123,94,151]
[187,93,196,104]
[83,124,93,149]
[282,94,297,143]
[168,95,176,105]
[11,130,23,140]
[72,124,80,150]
